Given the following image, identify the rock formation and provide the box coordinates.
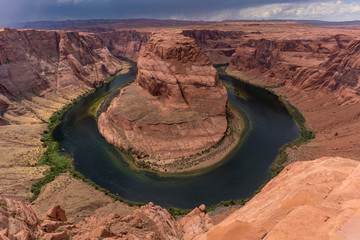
[0,27,124,201]
[226,24,360,161]
[98,32,228,161]
[3,157,360,240]
[0,28,122,101]
[100,30,151,61]
[195,157,360,240]
[182,30,245,64]
[0,197,212,240]
[4,21,360,240]
[229,35,356,100]
[99,29,244,63]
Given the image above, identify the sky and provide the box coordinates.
[0,0,360,25]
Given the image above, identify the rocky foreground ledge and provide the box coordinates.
[98,32,230,172]
[2,156,360,240]
[0,197,212,240]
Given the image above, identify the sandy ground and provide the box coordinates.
[31,173,138,223]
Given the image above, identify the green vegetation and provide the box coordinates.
[167,183,267,217]
[270,98,315,176]
[30,90,95,201]
[222,67,315,176]
[167,207,192,217]
[30,84,146,206]
[206,198,249,212]
[30,70,143,208]
[31,63,315,217]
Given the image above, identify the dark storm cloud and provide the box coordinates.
[0,0,359,25]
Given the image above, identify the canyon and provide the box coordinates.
[1,21,360,239]
[98,32,230,172]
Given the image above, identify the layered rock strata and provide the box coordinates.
[0,27,124,200]
[0,27,123,124]
[99,29,244,64]
[228,30,360,161]
[98,32,228,161]
[0,197,212,240]
[182,30,245,64]
[99,30,151,61]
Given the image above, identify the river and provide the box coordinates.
[53,67,300,209]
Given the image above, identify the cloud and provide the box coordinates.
[202,0,360,21]
[0,0,359,26]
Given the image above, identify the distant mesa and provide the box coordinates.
[98,32,228,167]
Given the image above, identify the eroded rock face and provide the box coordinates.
[182,30,245,64]
[228,31,360,161]
[0,197,41,239]
[229,35,360,102]
[0,28,122,99]
[3,157,360,240]
[0,27,124,201]
[98,32,228,159]
[0,198,214,240]
[99,30,151,61]
[0,27,123,124]
[195,157,360,240]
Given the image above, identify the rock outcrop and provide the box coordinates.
[98,32,228,162]
[3,157,360,240]
[0,197,213,240]
[195,157,360,240]
[178,204,213,240]
[227,26,360,161]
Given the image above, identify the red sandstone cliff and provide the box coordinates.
[0,27,124,202]
[228,30,360,160]
[229,35,358,101]
[99,30,151,61]
[98,32,228,162]
[182,29,244,64]
[99,29,244,64]
[0,28,123,125]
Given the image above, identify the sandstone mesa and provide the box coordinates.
[98,32,228,165]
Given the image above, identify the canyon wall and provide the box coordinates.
[99,30,151,61]
[0,27,123,124]
[99,29,244,64]
[182,29,244,64]
[0,27,124,201]
[3,22,360,240]
[229,35,355,98]
[228,28,360,161]
[98,32,228,164]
